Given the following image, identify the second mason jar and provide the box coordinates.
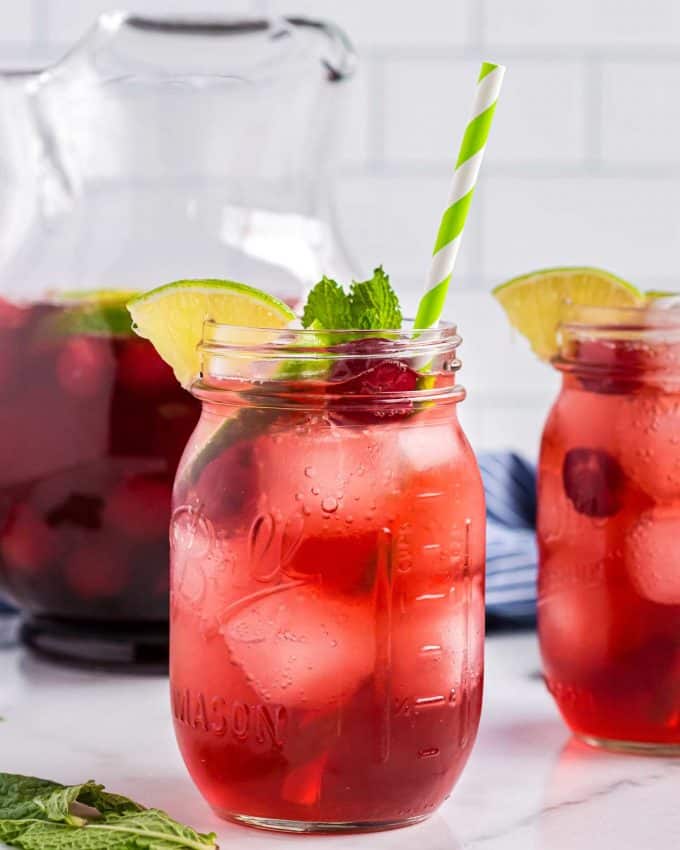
[169,321,485,832]
[538,305,680,754]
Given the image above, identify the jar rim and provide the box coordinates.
[560,302,680,338]
[195,318,465,406]
[199,318,461,363]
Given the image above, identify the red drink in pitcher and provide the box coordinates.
[0,294,199,665]
[538,305,680,752]
[169,322,486,831]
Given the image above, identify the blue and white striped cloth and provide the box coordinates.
[0,453,539,626]
[479,452,538,625]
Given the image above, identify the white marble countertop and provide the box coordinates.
[0,629,677,850]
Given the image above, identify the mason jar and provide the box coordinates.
[170,321,485,832]
[538,305,680,754]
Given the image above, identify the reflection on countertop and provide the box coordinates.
[0,626,677,850]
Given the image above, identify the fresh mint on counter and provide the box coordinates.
[302,266,402,331]
[0,773,217,849]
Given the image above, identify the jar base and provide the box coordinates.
[20,616,168,673]
[577,734,680,757]
[224,812,429,834]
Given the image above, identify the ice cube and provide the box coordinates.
[624,507,680,605]
[220,583,375,707]
[538,549,616,674]
[616,395,680,500]
[253,421,401,588]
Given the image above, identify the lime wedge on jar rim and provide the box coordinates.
[127,279,296,387]
[492,267,645,360]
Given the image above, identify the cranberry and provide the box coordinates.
[0,504,55,573]
[56,336,114,399]
[562,448,624,517]
[328,338,400,380]
[327,338,419,423]
[46,492,104,530]
[116,337,177,397]
[64,542,128,600]
[104,476,172,541]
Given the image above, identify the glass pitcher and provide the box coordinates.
[0,11,356,670]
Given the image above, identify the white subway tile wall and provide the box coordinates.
[1,0,677,458]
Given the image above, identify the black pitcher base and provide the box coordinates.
[20,616,168,673]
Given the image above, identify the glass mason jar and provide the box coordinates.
[538,305,680,754]
[170,322,485,832]
[0,12,355,668]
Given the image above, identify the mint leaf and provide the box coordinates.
[0,774,63,821]
[0,773,217,850]
[301,267,402,332]
[3,811,216,850]
[302,276,352,329]
[348,266,402,330]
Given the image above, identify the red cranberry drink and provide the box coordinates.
[0,292,199,666]
[129,273,486,831]
[495,269,680,754]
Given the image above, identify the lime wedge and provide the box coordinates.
[492,267,644,360]
[127,279,296,387]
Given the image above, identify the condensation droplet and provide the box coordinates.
[302,506,312,516]
[304,466,315,478]
[322,497,338,513]
[295,492,303,501]
[311,486,320,496]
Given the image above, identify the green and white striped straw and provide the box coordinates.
[414,61,505,330]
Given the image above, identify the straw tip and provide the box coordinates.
[479,61,506,80]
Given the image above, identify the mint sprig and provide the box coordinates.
[0,773,217,850]
[302,266,402,332]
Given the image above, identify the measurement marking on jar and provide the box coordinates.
[417,748,441,759]
[415,592,447,602]
[419,644,442,656]
[414,695,447,708]
[415,491,444,500]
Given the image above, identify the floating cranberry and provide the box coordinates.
[327,338,419,423]
[64,542,128,600]
[104,475,172,541]
[562,447,624,517]
[56,336,114,399]
[46,492,104,530]
[0,504,55,573]
[116,337,177,397]
[328,338,400,381]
